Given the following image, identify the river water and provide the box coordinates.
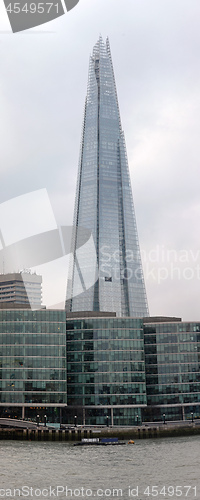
[0,435,199,500]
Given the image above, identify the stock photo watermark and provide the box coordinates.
[1,189,199,311]
[0,188,97,309]
[3,0,80,33]
[0,484,197,498]
[100,245,200,285]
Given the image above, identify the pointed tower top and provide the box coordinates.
[66,37,149,317]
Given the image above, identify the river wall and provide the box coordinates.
[0,424,200,441]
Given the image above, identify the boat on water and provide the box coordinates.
[74,437,126,446]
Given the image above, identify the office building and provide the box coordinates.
[0,309,200,423]
[66,312,147,426]
[65,314,200,425]
[66,37,148,317]
[0,309,67,420]
[0,272,42,308]
[1,39,199,426]
[143,318,200,421]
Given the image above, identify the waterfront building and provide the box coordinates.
[66,36,148,318]
[0,309,67,421]
[0,272,42,308]
[1,37,200,426]
[0,310,200,423]
[143,318,200,421]
[66,314,200,425]
[66,312,147,426]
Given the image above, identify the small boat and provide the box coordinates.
[74,437,125,446]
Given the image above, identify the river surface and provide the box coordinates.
[0,436,200,499]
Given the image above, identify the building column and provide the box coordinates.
[22,406,25,420]
[111,407,114,427]
[83,408,86,426]
[182,406,185,421]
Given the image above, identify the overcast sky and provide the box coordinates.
[1,0,200,320]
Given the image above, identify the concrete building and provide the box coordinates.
[0,272,42,308]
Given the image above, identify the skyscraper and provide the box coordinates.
[66,36,148,317]
[0,272,42,308]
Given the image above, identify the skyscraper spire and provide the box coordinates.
[66,37,149,317]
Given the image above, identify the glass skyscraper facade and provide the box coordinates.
[1,308,200,424]
[0,309,67,410]
[66,314,147,425]
[144,320,200,421]
[66,315,200,424]
[66,37,148,317]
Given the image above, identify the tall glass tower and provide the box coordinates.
[66,36,149,317]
